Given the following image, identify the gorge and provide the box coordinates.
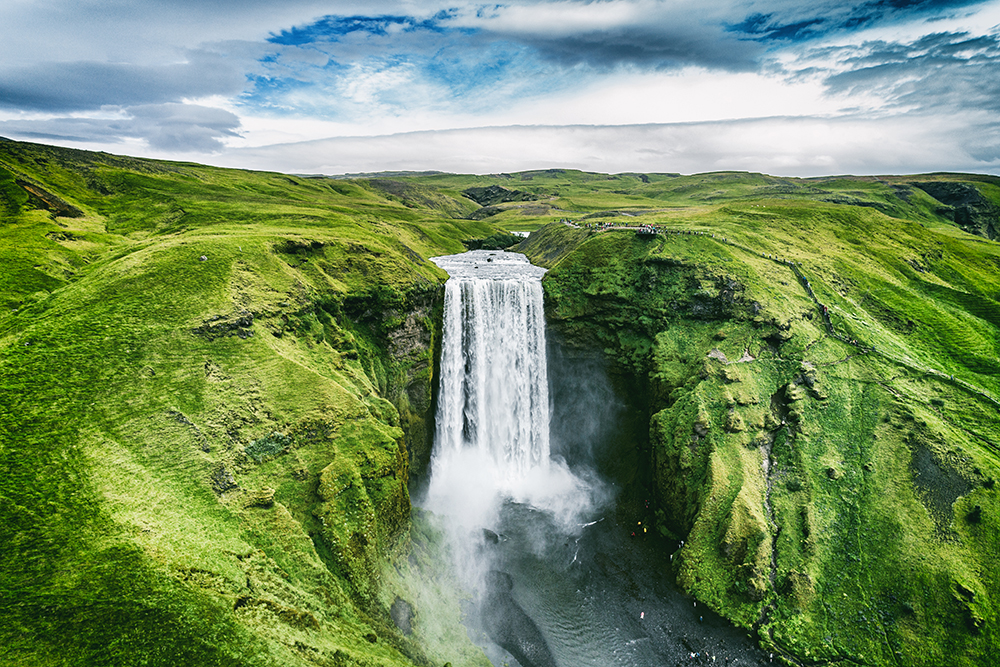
[1,139,999,667]
[423,249,768,665]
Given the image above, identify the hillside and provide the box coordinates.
[0,139,496,667]
[2,138,999,667]
[517,189,1000,665]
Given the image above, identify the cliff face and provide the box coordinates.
[911,180,1000,241]
[529,218,1000,667]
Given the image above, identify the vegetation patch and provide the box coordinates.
[527,211,1000,667]
[246,432,293,462]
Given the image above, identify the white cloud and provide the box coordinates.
[490,68,857,126]
[0,103,241,152]
[2,0,999,174]
[208,115,999,177]
[450,0,683,36]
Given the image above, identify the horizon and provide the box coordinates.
[6,132,999,181]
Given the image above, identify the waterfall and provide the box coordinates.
[425,249,592,543]
[418,252,767,667]
[430,250,550,488]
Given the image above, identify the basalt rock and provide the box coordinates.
[480,571,557,667]
[462,185,539,207]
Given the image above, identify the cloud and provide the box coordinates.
[1,0,998,173]
[728,0,988,41]
[242,13,551,119]
[215,115,999,177]
[447,1,762,71]
[819,31,1000,113]
[729,13,828,42]
[267,13,459,46]
[0,0,378,65]
[129,104,243,151]
[236,0,1000,124]
[0,103,241,152]
[446,0,995,70]
[0,52,247,112]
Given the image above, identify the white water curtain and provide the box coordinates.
[432,251,550,485]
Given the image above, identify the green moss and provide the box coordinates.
[534,213,1000,666]
[3,140,1000,667]
[246,433,293,462]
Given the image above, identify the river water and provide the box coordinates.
[423,250,769,667]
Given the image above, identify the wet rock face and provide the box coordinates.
[383,287,442,485]
[388,308,432,359]
[390,596,414,635]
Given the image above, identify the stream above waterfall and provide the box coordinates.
[422,250,769,667]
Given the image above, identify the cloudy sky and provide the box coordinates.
[1,0,999,176]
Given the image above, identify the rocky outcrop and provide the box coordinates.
[16,178,84,217]
[480,571,557,667]
[381,286,443,486]
[192,310,254,340]
[911,181,1000,240]
[462,185,540,207]
[467,205,505,220]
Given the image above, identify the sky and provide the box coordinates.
[1,0,999,176]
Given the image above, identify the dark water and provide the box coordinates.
[459,341,771,667]
[466,501,771,667]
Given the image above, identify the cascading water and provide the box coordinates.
[433,250,550,482]
[422,249,768,667]
[425,250,593,533]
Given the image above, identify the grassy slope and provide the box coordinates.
[526,195,1000,665]
[3,141,999,667]
[0,140,494,667]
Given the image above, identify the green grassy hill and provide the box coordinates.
[0,139,495,667]
[2,138,999,666]
[520,195,1000,666]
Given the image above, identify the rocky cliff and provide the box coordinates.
[526,218,1000,667]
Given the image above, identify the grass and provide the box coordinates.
[0,140,495,666]
[527,198,1000,665]
[2,138,999,666]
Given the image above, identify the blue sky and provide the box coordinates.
[0,0,998,175]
